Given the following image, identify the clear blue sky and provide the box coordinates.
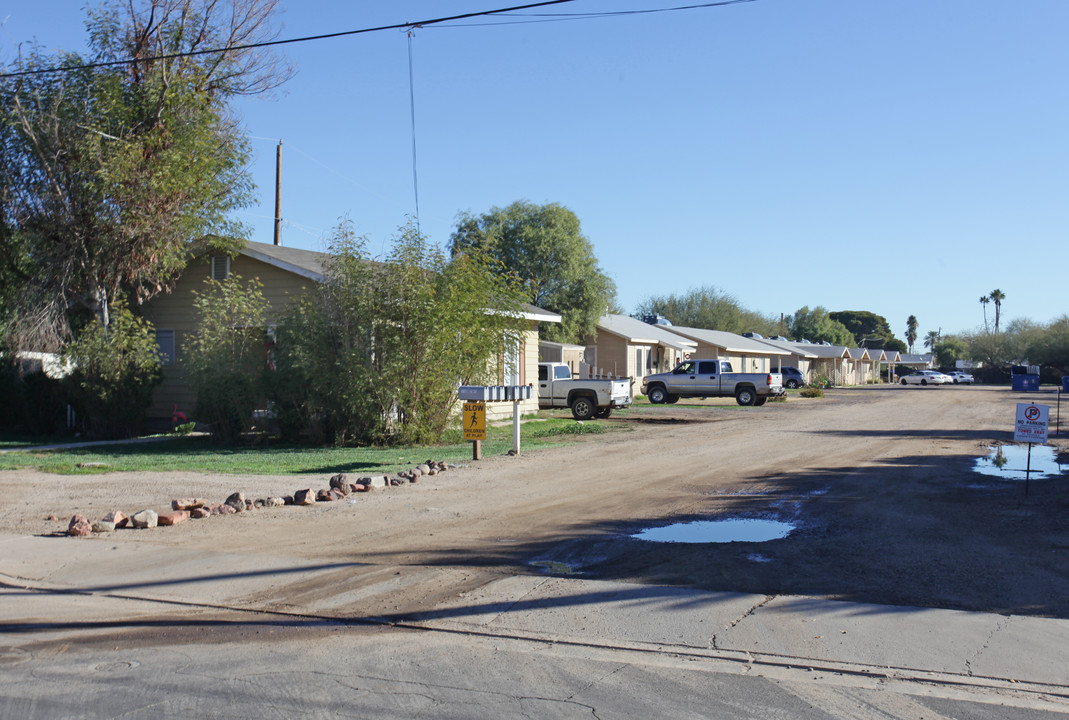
[4,1,1067,343]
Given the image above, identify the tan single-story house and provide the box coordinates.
[538,341,587,376]
[785,342,853,385]
[752,337,819,381]
[139,240,559,423]
[582,314,697,383]
[665,327,793,374]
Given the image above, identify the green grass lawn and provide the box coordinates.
[0,414,628,475]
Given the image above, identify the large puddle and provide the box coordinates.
[632,518,795,544]
[974,444,1066,480]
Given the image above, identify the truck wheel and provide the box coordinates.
[735,387,757,406]
[570,396,597,421]
[595,407,612,419]
[666,394,680,404]
[647,385,668,404]
[754,395,768,406]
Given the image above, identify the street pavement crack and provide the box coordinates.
[712,594,774,649]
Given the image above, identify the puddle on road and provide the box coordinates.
[632,518,795,544]
[974,445,1066,481]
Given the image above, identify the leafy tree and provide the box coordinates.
[989,289,1006,333]
[61,296,162,438]
[829,310,896,348]
[934,337,969,368]
[788,306,855,346]
[449,201,616,343]
[1022,315,1069,373]
[635,286,778,335]
[272,221,529,446]
[184,275,270,443]
[905,315,918,353]
[0,0,291,346]
[883,337,908,354]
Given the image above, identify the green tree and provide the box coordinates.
[923,329,941,352]
[905,315,919,353]
[449,201,616,343]
[788,306,855,346]
[635,286,778,335]
[272,220,529,446]
[934,337,969,369]
[61,296,162,438]
[184,275,270,443]
[829,310,896,348]
[989,289,1006,333]
[0,0,290,345]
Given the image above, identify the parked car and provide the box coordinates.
[946,371,975,384]
[900,370,952,385]
[778,366,805,389]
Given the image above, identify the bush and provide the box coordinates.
[799,387,825,398]
[183,276,270,444]
[62,298,163,438]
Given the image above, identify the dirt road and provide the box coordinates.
[4,384,1068,619]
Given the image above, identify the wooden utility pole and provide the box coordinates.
[273,140,282,246]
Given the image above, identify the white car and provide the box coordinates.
[946,371,975,384]
[900,370,952,386]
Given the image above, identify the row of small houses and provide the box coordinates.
[551,313,933,392]
[79,240,932,425]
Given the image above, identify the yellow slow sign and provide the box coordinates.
[463,402,486,440]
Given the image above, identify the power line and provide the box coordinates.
[1,0,758,80]
[0,0,582,79]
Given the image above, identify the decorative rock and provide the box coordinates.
[171,498,207,511]
[68,515,92,537]
[224,492,246,513]
[329,474,351,495]
[328,488,346,501]
[283,495,294,505]
[293,489,315,505]
[416,464,431,476]
[47,514,59,521]
[390,478,404,486]
[245,499,254,511]
[407,474,418,483]
[265,497,285,507]
[131,509,158,529]
[351,484,370,493]
[213,504,237,516]
[316,488,333,502]
[158,510,189,526]
[103,510,128,528]
[191,507,212,519]
[428,468,438,476]
[92,520,116,533]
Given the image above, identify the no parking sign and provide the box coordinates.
[1014,403,1049,444]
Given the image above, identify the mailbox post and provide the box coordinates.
[458,385,533,459]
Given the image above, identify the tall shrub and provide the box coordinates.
[271,221,528,445]
[62,298,162,438]
[184,275,269,443]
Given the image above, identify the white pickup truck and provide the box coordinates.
[641,359,785,406]
[537,362,633,420]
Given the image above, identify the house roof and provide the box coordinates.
[239,241,560,323]
[847,348,871,360]
[241,240,330,282]
[669,327,792,356]
[752,337,820,359]
[787,342,851,359]
[597,314,697,352]
[899,353,934,365]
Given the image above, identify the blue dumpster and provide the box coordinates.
[1062,376,1069,393]
[1012,375,1039,392]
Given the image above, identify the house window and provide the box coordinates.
[211,255,230,281]
[155,329,176,365]
[503,336,522,386]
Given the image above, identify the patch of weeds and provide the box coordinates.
[799,387,825,398]
[531,421,604,437]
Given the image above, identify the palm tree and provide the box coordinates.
[923,329,941,353]
[989,289,1005,333]
[906,315,918,353]
[979,296,990,332]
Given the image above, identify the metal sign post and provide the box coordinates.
[1014,403,1050,498]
